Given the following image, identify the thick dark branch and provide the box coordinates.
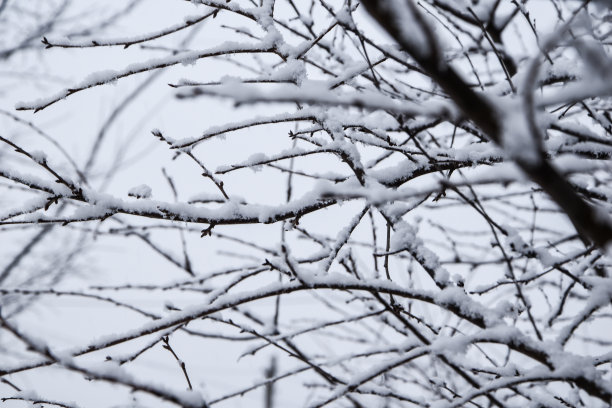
[360,0,612,249]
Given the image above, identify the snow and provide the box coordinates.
[498,98,541,166]
[16,41,275,111]
[175,79,458,120]
[4,1,612,407]
[29,150,48,164]
[128,184,152,199]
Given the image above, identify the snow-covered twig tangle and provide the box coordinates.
[2,0,612,407]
